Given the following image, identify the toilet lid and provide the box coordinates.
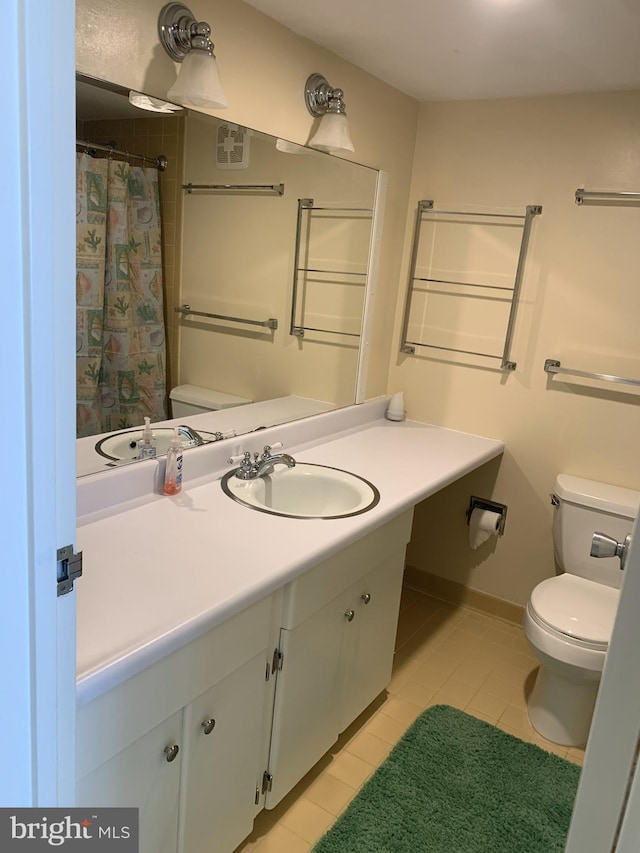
[530,575,619,645]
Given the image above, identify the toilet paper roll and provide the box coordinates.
[468,508,502,549]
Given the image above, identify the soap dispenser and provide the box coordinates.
[163,429,183,495]
[138,417,158,459]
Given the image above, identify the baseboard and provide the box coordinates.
[404,565,524,626]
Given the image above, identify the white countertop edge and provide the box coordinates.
[75,410,504,706]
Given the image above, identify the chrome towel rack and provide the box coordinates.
[575,188,640,206]
[290,198,372,339]
[399,200,542,370]
[175,304,278,330]
[182,183,285,195]
[544,359,640,388]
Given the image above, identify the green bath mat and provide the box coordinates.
[313,705,580,853]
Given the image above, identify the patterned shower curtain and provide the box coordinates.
[76,152,168,438]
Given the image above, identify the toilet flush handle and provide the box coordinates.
[590,532,632,571]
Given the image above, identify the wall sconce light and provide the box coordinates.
[158,2,228,110]
[304,73,355,154]
[128,91,183,113]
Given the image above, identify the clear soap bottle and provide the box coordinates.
[138,416,157,459]
[163,429,183,495]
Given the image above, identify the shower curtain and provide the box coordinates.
[76,151,168,438]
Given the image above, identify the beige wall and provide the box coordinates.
[395,91,640,605]
[76,0,419,398]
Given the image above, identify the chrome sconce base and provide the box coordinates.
[305,73,346,116]
[159,2,213,61]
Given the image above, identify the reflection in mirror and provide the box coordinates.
[75,75,382,477]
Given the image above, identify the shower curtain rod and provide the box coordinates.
[76,138,168,172]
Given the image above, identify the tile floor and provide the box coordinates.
[233,586,585,853]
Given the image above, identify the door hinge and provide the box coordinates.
[272,647,284,675]
[255,786,260,805]
[57,545,83,596]
[262,771,273,794]
[265,661,271,681]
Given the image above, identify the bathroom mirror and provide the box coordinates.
[75,74,382,477]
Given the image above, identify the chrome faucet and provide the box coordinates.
[234,445,296,480]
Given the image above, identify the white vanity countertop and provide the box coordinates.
[75,405,504,705]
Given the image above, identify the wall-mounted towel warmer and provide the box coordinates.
[544,359,640,388]
[181,183,285,195]
[290,198,373,339]
[399,200,542,371]
[175,304,278,330]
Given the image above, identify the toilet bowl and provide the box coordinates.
[523,475,638,747]
[169,384,252,417]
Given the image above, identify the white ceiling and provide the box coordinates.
[244,0,640,101]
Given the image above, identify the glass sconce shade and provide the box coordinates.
[129,91,183,113]
[167,49,228,109]
[308,112,355,154]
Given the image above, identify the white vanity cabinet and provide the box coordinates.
[264,509,413,807]
[76,596,275,853]
[77,709,183,853]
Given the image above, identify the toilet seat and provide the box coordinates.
[529,575,619,649]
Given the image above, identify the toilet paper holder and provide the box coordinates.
[466,496,507,536]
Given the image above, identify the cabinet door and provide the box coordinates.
[76,710,183,853]
[179,652,267,853]
[265,589,351,808]
[338,549,405,732]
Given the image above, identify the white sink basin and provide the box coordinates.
[221,463,379,519]
[95,425,202,462]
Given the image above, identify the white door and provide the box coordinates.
[565,517,640,852]
[2,0,77,805]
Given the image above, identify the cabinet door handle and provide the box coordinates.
[164,744,180,763]
[345,609,355,622]
[201,718,216,735]
[361,593,371,605]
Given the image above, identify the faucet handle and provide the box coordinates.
[262,442,283,457]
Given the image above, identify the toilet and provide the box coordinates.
[524,474,639,747]
[169,384,252,417]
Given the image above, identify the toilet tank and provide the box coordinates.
[169,384,252,417]
[553,475,639,589]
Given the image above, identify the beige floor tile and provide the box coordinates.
[498,722,533,743]
[326,750,374,789]
[566,751,584,766]
[499,704,531,732]
[279,798,335,845]
[467,690,509,721]
[365,711,408,744]
[304,771,356,816]
[252,824,311,853]
[412,657,459,690]
[451,660,491,690]
[438,677,477,706]
[483,675,525,705]
[379,696,423,725]
[391,679,436,707]
[529,731,569,758]
[466,709,498,726]
[346,730,393,766]
[491,660,537,686]
[428,691,468,711]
